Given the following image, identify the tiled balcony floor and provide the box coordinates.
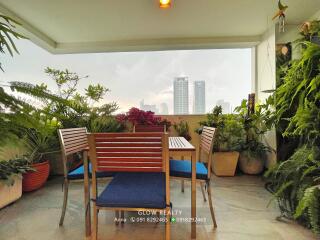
[0,175,317,240]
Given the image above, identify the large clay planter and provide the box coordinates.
[22,161,50,192]
[212,152,239,176]
[239,151,264,175]
[0,175,22,209]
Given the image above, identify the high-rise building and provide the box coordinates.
[140,99,159,114]
[216,99,231,114]
[193,81,206,114]
[160,103,169,115]
[174,77,189,114]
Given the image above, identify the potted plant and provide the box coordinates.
[235,99,272,175]
[174,121,191,141]
[198,106,244,176]
[299,20,320,45]
[22,116,60,192]
[0,158,32,208]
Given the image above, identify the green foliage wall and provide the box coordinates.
[266,20,320,234]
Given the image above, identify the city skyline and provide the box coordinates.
[140,99,159,114]
[1,40,252,114]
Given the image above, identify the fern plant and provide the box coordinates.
[0,15,26,71]
[265,145,320,233]
[295,185,320,234]
[265,20,320,234]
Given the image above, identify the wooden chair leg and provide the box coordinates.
[181,180,185,193]
[120,211,125,224]
[115,210,120,225]
[207,182,217,228]
[92,205,98,240]
[59,179,69,226]
[181,157,185,193]
[200,182,207,202]
[165,208,171,240]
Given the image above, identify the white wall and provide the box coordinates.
[256,25,277,167]
[310,9,320,20]
[256,25,276,103]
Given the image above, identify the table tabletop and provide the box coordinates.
[169,137,195,151]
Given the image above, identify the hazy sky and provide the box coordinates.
[1,40,251,114]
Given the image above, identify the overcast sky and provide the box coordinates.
[0,40,251,114]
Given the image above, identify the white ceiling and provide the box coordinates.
[0,0,319,53]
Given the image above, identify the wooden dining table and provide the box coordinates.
[83,136,197,239]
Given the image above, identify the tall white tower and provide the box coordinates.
[174,77,189,114]
[193,81,206,114]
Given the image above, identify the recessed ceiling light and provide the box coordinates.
[159,0,171,9]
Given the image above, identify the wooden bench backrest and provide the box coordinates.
[88,132,168,173]
[88,132,170,210]
[134,125,166,133]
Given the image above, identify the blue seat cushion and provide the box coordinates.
[170,160,208,180]
[96,172,166,209]
[67,163,114,180]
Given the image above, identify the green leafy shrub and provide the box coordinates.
[1,68,123,166]
[174,121,191,141]
[0,158,33,185]
[234,99,273,159]
[198,106,244,152]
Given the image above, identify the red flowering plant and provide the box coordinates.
[116,107,171,130]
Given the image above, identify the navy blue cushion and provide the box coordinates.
[67,163,114,180]
[96,172,166,209]
[170,160,208,180]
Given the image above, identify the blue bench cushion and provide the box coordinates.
[67,163,114,180]
[170,160,208,180]
[96,172,166,209]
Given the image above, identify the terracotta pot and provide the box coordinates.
[239,151,264,175]
[0,175,22,209]
[22,161,50,192]
[212,152,239,177]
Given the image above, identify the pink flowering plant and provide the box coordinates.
[116,107,171,130]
